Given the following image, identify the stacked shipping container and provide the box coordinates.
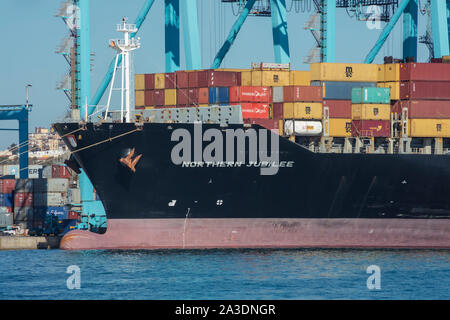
[384,63,450,138]
[310,63,381,138]
[350,87,391,137]
[134,61,450,141]
[0,164,80,233]
[135,67,315,132]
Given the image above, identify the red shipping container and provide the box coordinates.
[399,81,450,100]
[237,103,270,119]
[177,88,189,105]
[14,192,33,207]
[323,100,352,118]
[188,88,199,106]
[164,73,176,89]
[198,88,209,104]
[144,74,155,89]
[145,90,154,106]
[51,165,71,179]
[229,86,272,103]
[210,71,240,87]
[63,166,71,178]
[351,120,390,137]
[176,71,189,88]
[188,71,201,88]
[153,90,165,106]
[194,70,240,87]
[273,103,283,120]
[392,100,450,118]
[244,118,280,131]
[283,86,322,102]
[68,211,79,220]
[0,179,15,194]
[400,63,450,81]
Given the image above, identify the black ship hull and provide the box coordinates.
[53,122,450,249]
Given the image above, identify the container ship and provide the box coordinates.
[53,59,450,250]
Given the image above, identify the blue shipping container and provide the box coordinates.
[0,193,13,207]
[34,206,69,220]
[208,87,229,105]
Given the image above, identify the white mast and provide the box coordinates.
[106,17,140,122]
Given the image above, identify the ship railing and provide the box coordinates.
[117,23,137,32]
[410,148,424,154]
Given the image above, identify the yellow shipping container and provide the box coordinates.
[377,82,400,100]
[289,70,310,86]
[135,90,145,107]
[384,64,400,82]
[326,118,352,137]
[352,104,391,120]
[199,104,209,107]
[241,71,252,86]
[145,106,155,110]
[283,103,294,118]
[310,63,380,82]
[377,65,385,82]
[135,74,145,90]
[409,119,450,137]
[251,70,290,86]
[283,102,322,119]
[154,73,165,89]
[294,102,323,119]
[164,89,177,106]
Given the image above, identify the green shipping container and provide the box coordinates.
[351,87,390,104]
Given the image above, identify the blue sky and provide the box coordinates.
[0,0,428,149]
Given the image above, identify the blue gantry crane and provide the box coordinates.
[57,0,450,222]
[0,104,32,179]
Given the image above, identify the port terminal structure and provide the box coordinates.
[55,0,450,220]
[0,105,32,179]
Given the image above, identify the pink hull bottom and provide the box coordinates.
[60,218,450,250]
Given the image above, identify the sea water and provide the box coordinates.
[0,249,448,300]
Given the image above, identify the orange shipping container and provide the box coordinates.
[237,103,270,119]
[229,86,272,103]
[198,88,209,104]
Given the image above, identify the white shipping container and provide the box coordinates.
[272,87,284,103]
[33,178,69,193]
[284,120,323,136]
[28,165,43,179]
[33,192,67,207]
[68,188,81,204]
[42,166,52,179]
[0,213,13,227]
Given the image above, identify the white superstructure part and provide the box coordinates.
[105,17,140,123]
[284,120,322,136]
